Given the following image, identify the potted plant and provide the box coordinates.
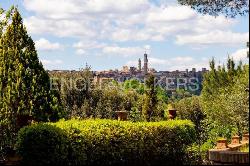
[216,138,228,149]
[231,135,240,145]
[242,133,249,144]
[167,104,177,120]
[115,108,128,121]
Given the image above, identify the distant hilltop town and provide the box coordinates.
[48,53,208,82]
[93,52,208,82]
[48,52,209,94]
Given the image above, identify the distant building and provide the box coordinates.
[129,67,137,75]
[122,66,129,73]
[94,76,114,86]
[138,58,142,72]
[149,68,156,73]
[192,68,196,77]
[202,68,208,73]
[48,52,209,96]
[144,52,148,75]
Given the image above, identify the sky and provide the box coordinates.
[0,0,249,71]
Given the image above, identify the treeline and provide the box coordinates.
[49,67,197,122]
[173,58,249,163]
[202,58,249,137]
[50,70,170,122]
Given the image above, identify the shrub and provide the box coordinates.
[16,124,70,165]
[17,119,195,165]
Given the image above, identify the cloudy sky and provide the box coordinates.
[1,0,249,71]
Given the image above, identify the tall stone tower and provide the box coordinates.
[138,58,142,72]
[144,52,148,75]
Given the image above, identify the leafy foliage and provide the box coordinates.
[170,89,193,102]
[50,66,93,118]
[178,0,249,17]
[173,57,249,163]
[0,8,62,151]
[201,58,249,138]
[174,96,206,142]
[16,124,69,165]
[50,72,168,122]
[17,119,196,165]
[173,96,207,164]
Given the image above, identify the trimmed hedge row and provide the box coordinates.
[16,119,196,165]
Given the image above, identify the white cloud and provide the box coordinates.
[102,46,147,57]
[147,5,196,22]
[41,59,64,70]
[196,15,236,31]
[73,41,108,55]
[171,57,194,64]
[22,0,246,46]
[73,41,106,50]
[85,0,149,14]
[126,60,138,66]
[231,48,249,61]
[144,45,151,51]
[73,42,151,57]
[25,17,96,38]
[107,5,239,43]
[35,38,63,51]
[76,49,86,55]
[176,31,249,46]
[110,29,155,42]
[41,59,63,65]
[24,0,82,19]
[19,0,249,72]
[24,0,149,19]
[149,57,169,65]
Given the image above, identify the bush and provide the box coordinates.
[17,119,196,165]
[16,124,70,165]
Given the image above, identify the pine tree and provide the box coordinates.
[0,8,62,147]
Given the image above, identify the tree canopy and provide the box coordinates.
[178,0,249,17]
[0,8,62,148]
[201,58,249,138]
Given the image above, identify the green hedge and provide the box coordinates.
[16,119,196,165]
[16,124,69,165]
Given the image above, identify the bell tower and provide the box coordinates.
[138,58,142,72]
[144,52,148,75]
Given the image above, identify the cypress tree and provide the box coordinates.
[142,74,157,121]
[0,8,62,146]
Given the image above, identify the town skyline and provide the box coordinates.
[52,52,208,73]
